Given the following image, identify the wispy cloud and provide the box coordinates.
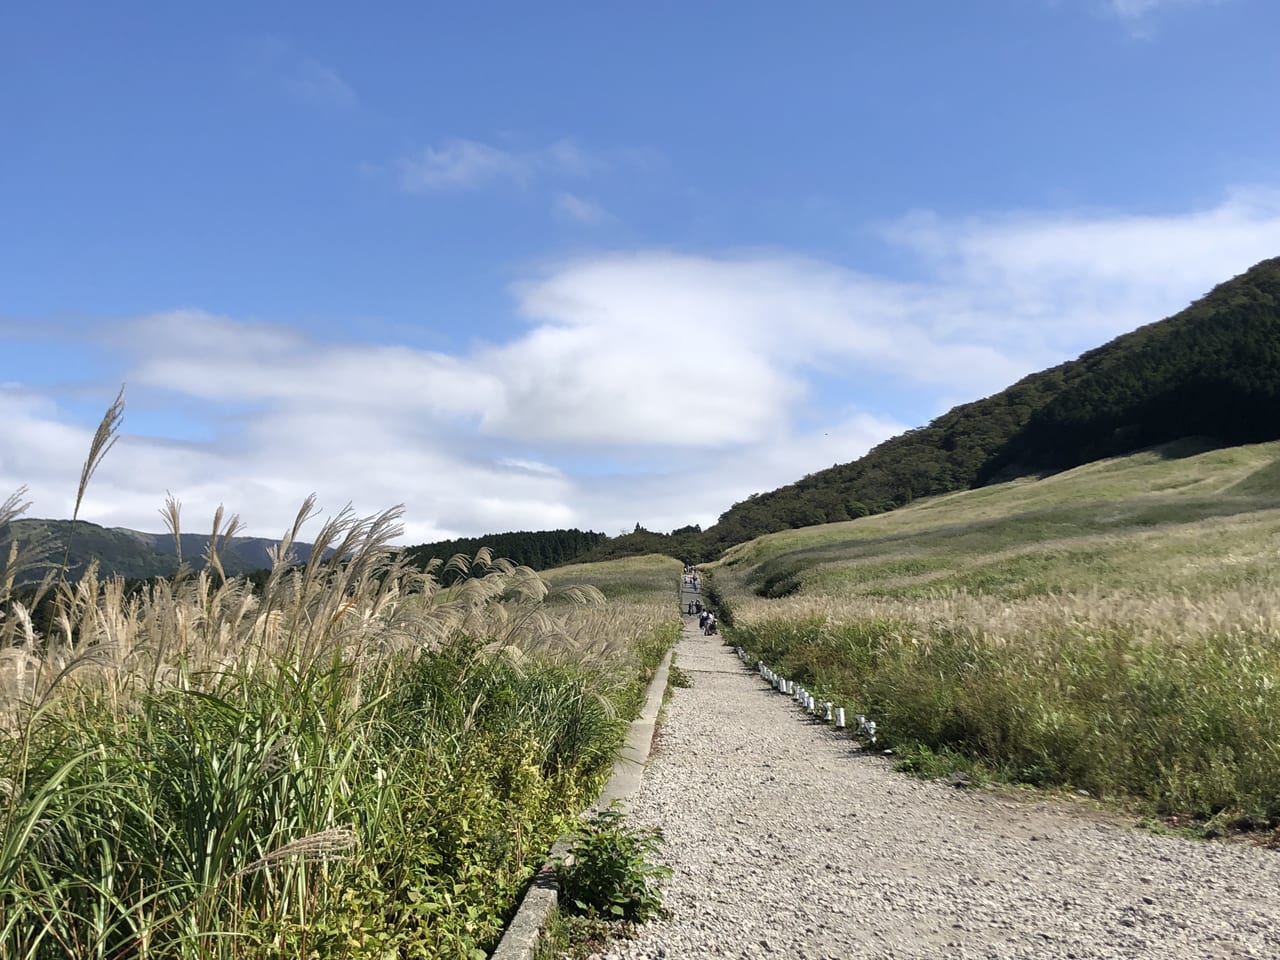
[398,138,528,192]
[396,136,619,194]
[241,38,356,108]
[1107,0,1216,14]
[6,189,1279,540]
[285,58,356,106]
[1101,0,1228,30]
[554,192,611,225]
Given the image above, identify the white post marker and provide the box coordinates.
[824,702,833,722]
[835,707,846,728]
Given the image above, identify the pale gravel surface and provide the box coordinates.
[595,619,1280,960]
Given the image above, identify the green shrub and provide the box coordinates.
[554,806,670,923]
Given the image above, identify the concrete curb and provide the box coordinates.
[488,643,676,960]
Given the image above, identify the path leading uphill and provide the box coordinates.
[595,619,1280,960]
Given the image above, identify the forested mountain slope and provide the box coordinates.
[0,518,327,583]
[699,255,1280,555]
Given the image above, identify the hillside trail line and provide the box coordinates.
[592,603,1280,960]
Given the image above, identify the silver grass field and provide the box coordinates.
[715,442,1280,829]
[0,399,680,959]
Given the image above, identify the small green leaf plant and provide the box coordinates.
[554,804,671,923]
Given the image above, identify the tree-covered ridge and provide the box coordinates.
[401,528,607,572]
[701,255,1280,553]
[980,256,1280,479]
[0,518,329,584]
[699,373,1063,556]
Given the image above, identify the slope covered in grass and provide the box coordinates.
[714,441,1280,825]
[721,439,1280,599]
[542,554,682,605]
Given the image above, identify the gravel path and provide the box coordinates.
[596,620,1280,960]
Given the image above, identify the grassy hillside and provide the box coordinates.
[713,441,1280,826]
[702,256,1280,554]
[721,438,1280,599]
[542,553,682,604]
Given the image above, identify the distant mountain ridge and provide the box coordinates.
[0,518,328,583]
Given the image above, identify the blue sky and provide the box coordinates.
[3,0,1280,542]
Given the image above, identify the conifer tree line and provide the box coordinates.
[402,528,608,573]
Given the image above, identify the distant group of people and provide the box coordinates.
[681,564,700,592]
[682,563,715,632]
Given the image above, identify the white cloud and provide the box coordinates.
[5,190,1279,542]
[475,252,1036,452]
[883,187,1280,350]
[565,412,910,536]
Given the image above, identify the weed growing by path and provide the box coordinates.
[554,805,670,923]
